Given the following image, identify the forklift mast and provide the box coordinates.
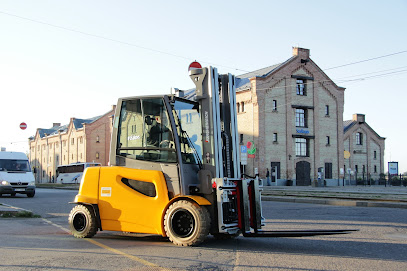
[179,67,240,180]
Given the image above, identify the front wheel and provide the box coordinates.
[27,191,35,198]
[68,205,97,238]
[164,200,210,246]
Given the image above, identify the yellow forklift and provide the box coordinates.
[68,65,354,246]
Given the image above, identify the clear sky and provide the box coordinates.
[1,0,406,173]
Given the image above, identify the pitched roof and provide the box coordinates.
[72,116,100,129]
[343,120,356,133]
[35,116,101,139]
[236,57,296,92]
[343,119,385,139]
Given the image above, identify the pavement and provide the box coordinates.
[261,185,407,209]
[1,185,407,215]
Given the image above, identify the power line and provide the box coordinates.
[251,67,407,96]
[324,51,407,70]
[335,66,407,80]
[0,10,250,73]
[1,10,406,76]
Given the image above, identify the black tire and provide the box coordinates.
[68,205,98,238]
[164,200,210,246]
[27,192,35,198]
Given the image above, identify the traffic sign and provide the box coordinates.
[240,145,248,165]
[20,122,27,130]
[188,61,202,71]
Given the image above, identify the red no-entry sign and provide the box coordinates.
[20,122,27,130]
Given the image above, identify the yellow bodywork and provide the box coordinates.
[74,166,211,236]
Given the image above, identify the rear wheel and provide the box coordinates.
[164,200,210,246]
[68,205,97,238]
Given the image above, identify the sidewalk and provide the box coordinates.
[261,185,407,209]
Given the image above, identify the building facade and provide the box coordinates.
[343,114,385,183]
[29,107,115,183]
[236,47,346,186]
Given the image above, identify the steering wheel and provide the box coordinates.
[159,140,171,148]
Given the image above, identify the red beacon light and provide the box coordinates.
[188,61,202,72]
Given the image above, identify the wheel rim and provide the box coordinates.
[73,213,87,232]
[170,208,195,238]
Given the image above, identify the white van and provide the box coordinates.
[0,152,36,197]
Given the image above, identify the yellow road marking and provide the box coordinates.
[42,218,166,269]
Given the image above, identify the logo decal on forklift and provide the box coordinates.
[101,187,112,197]
[204,111,209,142]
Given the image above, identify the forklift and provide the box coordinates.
[68,65,354,246]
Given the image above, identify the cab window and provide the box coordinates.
[117,98,176,163]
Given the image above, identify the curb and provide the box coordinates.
[262,196,407,209]
[0,203,32,214]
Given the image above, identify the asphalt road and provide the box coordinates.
[1,189,407,270]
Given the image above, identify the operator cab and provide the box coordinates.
[111,95,203,198]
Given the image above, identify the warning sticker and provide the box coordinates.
[101,187,112,197]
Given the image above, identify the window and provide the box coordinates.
[273,133,278,143]
[295,108,306,127]
[240,134,244,144]
[355,165,358,173]
[325,105,329,116]
[296,79,306,95]
[79,137,83,144]
[96,152,100,159]
[325,163,333,179]
[71,138,75,145]
[122,178,156,197]
[295,138,308,156]
[362,165,366,173]
[374,151,377,159]
[241,102,245,112]
[326,136,330,146]
[237,103,240,113]
[116,98,178,164]
[374,165,377,173]
[272,100,277,111]
[96,135,100,143]
[356,132,363,145]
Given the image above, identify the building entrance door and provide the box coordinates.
[296,161,311,186]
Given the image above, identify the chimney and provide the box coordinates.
[352,114,365,123]
[293,47,310,59]
[53,123,61,127]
